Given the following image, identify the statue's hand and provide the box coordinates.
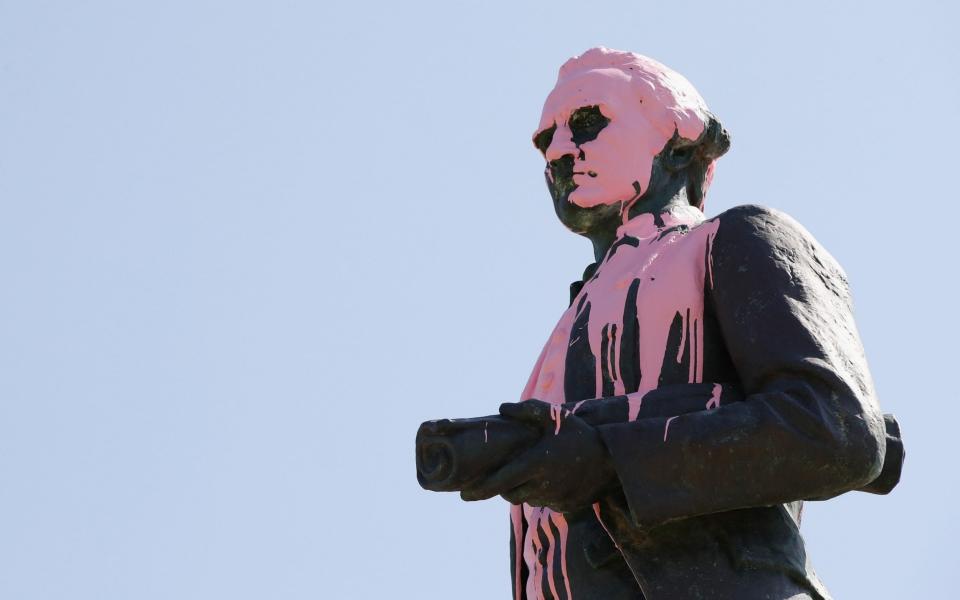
[460,400,617,513]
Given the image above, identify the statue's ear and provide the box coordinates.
[697,116,731,162]
[664,117,730,174]
[685,117,731,209]
[664,139,697,173]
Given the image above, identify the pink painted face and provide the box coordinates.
[534,67,676,212]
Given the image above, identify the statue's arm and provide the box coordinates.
[596,205,887,527]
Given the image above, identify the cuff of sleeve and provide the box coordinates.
[597,416,696,528]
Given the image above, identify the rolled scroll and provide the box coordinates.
[416,415,539,492]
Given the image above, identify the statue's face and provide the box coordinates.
[534,68,674,233]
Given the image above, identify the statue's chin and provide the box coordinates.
[568,183,634,210]
[553,195,626,238]
[567,189,604,209]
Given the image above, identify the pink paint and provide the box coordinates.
[521,341,551,402]
[553,512,573,600]
[523,505,548,600]
[591,502,620,552]
[663,415,678,442]
[550,404,563,435]
[536,48,713,216]
[706,229,717,287]
[540,513,562,600]
[706,383,722,410]
[518,207,721,597]
[524,205,720,420]
[518,207,720,595]
[520,505,575,600]
[511,505,525,600]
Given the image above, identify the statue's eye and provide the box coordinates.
[533,124,556,155]
[569,105,609,146]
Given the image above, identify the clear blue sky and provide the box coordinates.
[1,1,956,598]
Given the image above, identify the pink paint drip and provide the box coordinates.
[676,308,688,362]
[706,230,717,288]
[553,512,573,600]
[511,505,525,600]
[706,383,722,410]
[579,207,720,420]
[526,206,719,415]
[591,503,620,552]
[520,506,575,600]
[541,514,562,600]
[523,506,550,600]
[550,404,563,435]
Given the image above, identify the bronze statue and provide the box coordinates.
[416,47,903,600]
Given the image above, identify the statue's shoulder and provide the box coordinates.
[707,204,848,287]
[708,204,825,254]
[709,204,808,241]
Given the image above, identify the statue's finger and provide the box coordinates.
[563,398,600,417]
[500,400,552,423]
[501,480,541,505]
[460,454,535,502]
[572,396,630,426]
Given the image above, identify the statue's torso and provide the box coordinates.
[512,207,827,600]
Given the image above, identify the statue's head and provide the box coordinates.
[533,48,729,236]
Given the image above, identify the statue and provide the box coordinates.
[415,47,903,600]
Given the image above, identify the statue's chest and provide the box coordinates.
[526,222,719,413]
[580,230,713,344]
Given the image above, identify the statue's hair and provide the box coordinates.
[558,47,730,208]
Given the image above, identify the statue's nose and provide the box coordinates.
[545,124,577,162]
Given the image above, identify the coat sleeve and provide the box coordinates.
[596,205,886,527]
